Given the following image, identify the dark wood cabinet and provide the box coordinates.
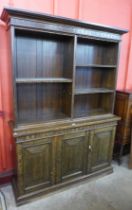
[1,8,127,205]
[89,127,115,172]
[56,131,89,183]
[15,121,118,203]
[114,90,132,163]
[16,137,56,195]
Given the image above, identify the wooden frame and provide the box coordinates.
[1,8,128,205]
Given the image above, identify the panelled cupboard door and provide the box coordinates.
[18,137,56,194]
[56,131,89,183]
[88,127,116,172]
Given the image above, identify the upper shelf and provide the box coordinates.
[16,78,73,83]
[76,64,117,68]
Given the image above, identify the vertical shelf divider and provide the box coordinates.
[71,35,77,119]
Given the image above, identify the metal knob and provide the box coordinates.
[72,123,76,126]
[89,145,92,152]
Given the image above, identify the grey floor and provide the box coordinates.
[1,156,132,210]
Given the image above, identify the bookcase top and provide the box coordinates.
[1,7,128,35]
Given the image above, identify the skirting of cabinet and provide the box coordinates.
[12,165,113,206]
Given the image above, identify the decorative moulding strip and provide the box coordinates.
[15,121,118,141]
[16,123,117,143]
[10,18,121,41]
[13,114,119,135]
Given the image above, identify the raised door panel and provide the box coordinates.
[56,132,89,183]
[19,137,55,193]
[89,127,115,172]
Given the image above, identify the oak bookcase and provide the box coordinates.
[1,8,127,205]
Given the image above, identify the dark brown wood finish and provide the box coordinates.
[15,30,74,124]
[56,131,89,183]
[75,67,116,90]
[76,38,118,65]
[17,83,72,124]
[114,90,132,164]
[88,127,116,172]
[23,137,55,191]
[15,30,74,79]
[1,8,127,205]
[74,93,114,118]
[13,117,118,205]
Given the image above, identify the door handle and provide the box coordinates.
[89,145,92,152]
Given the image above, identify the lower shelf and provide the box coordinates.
[74,108,109,118]
[18,112,70,125]
[74,93,114,118]
[16,83,72,124]
[13,165,113,206]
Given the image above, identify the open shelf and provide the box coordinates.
[76,37,118,66]
[75,88,114,95]
[74,93,114,118]
[75,67,116,90]
[15,30,74,80]
[16,83,72,124]
[15,30,74,124]
[16,78,72,83]
[14,29,118,124]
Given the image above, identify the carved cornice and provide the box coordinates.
[1,7,128,36]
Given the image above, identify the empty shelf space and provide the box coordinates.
[16,83,72,123]
[75,88,114,95]
[18,112,70,125]
[74,108,109,118]
[74,93,114,118]
[16,78,73,83]
[76,64,117,68]
[76,38,118,67]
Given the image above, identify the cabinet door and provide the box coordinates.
[17,137,55,194]
[56,131,89,183]
[88,127,115,172]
